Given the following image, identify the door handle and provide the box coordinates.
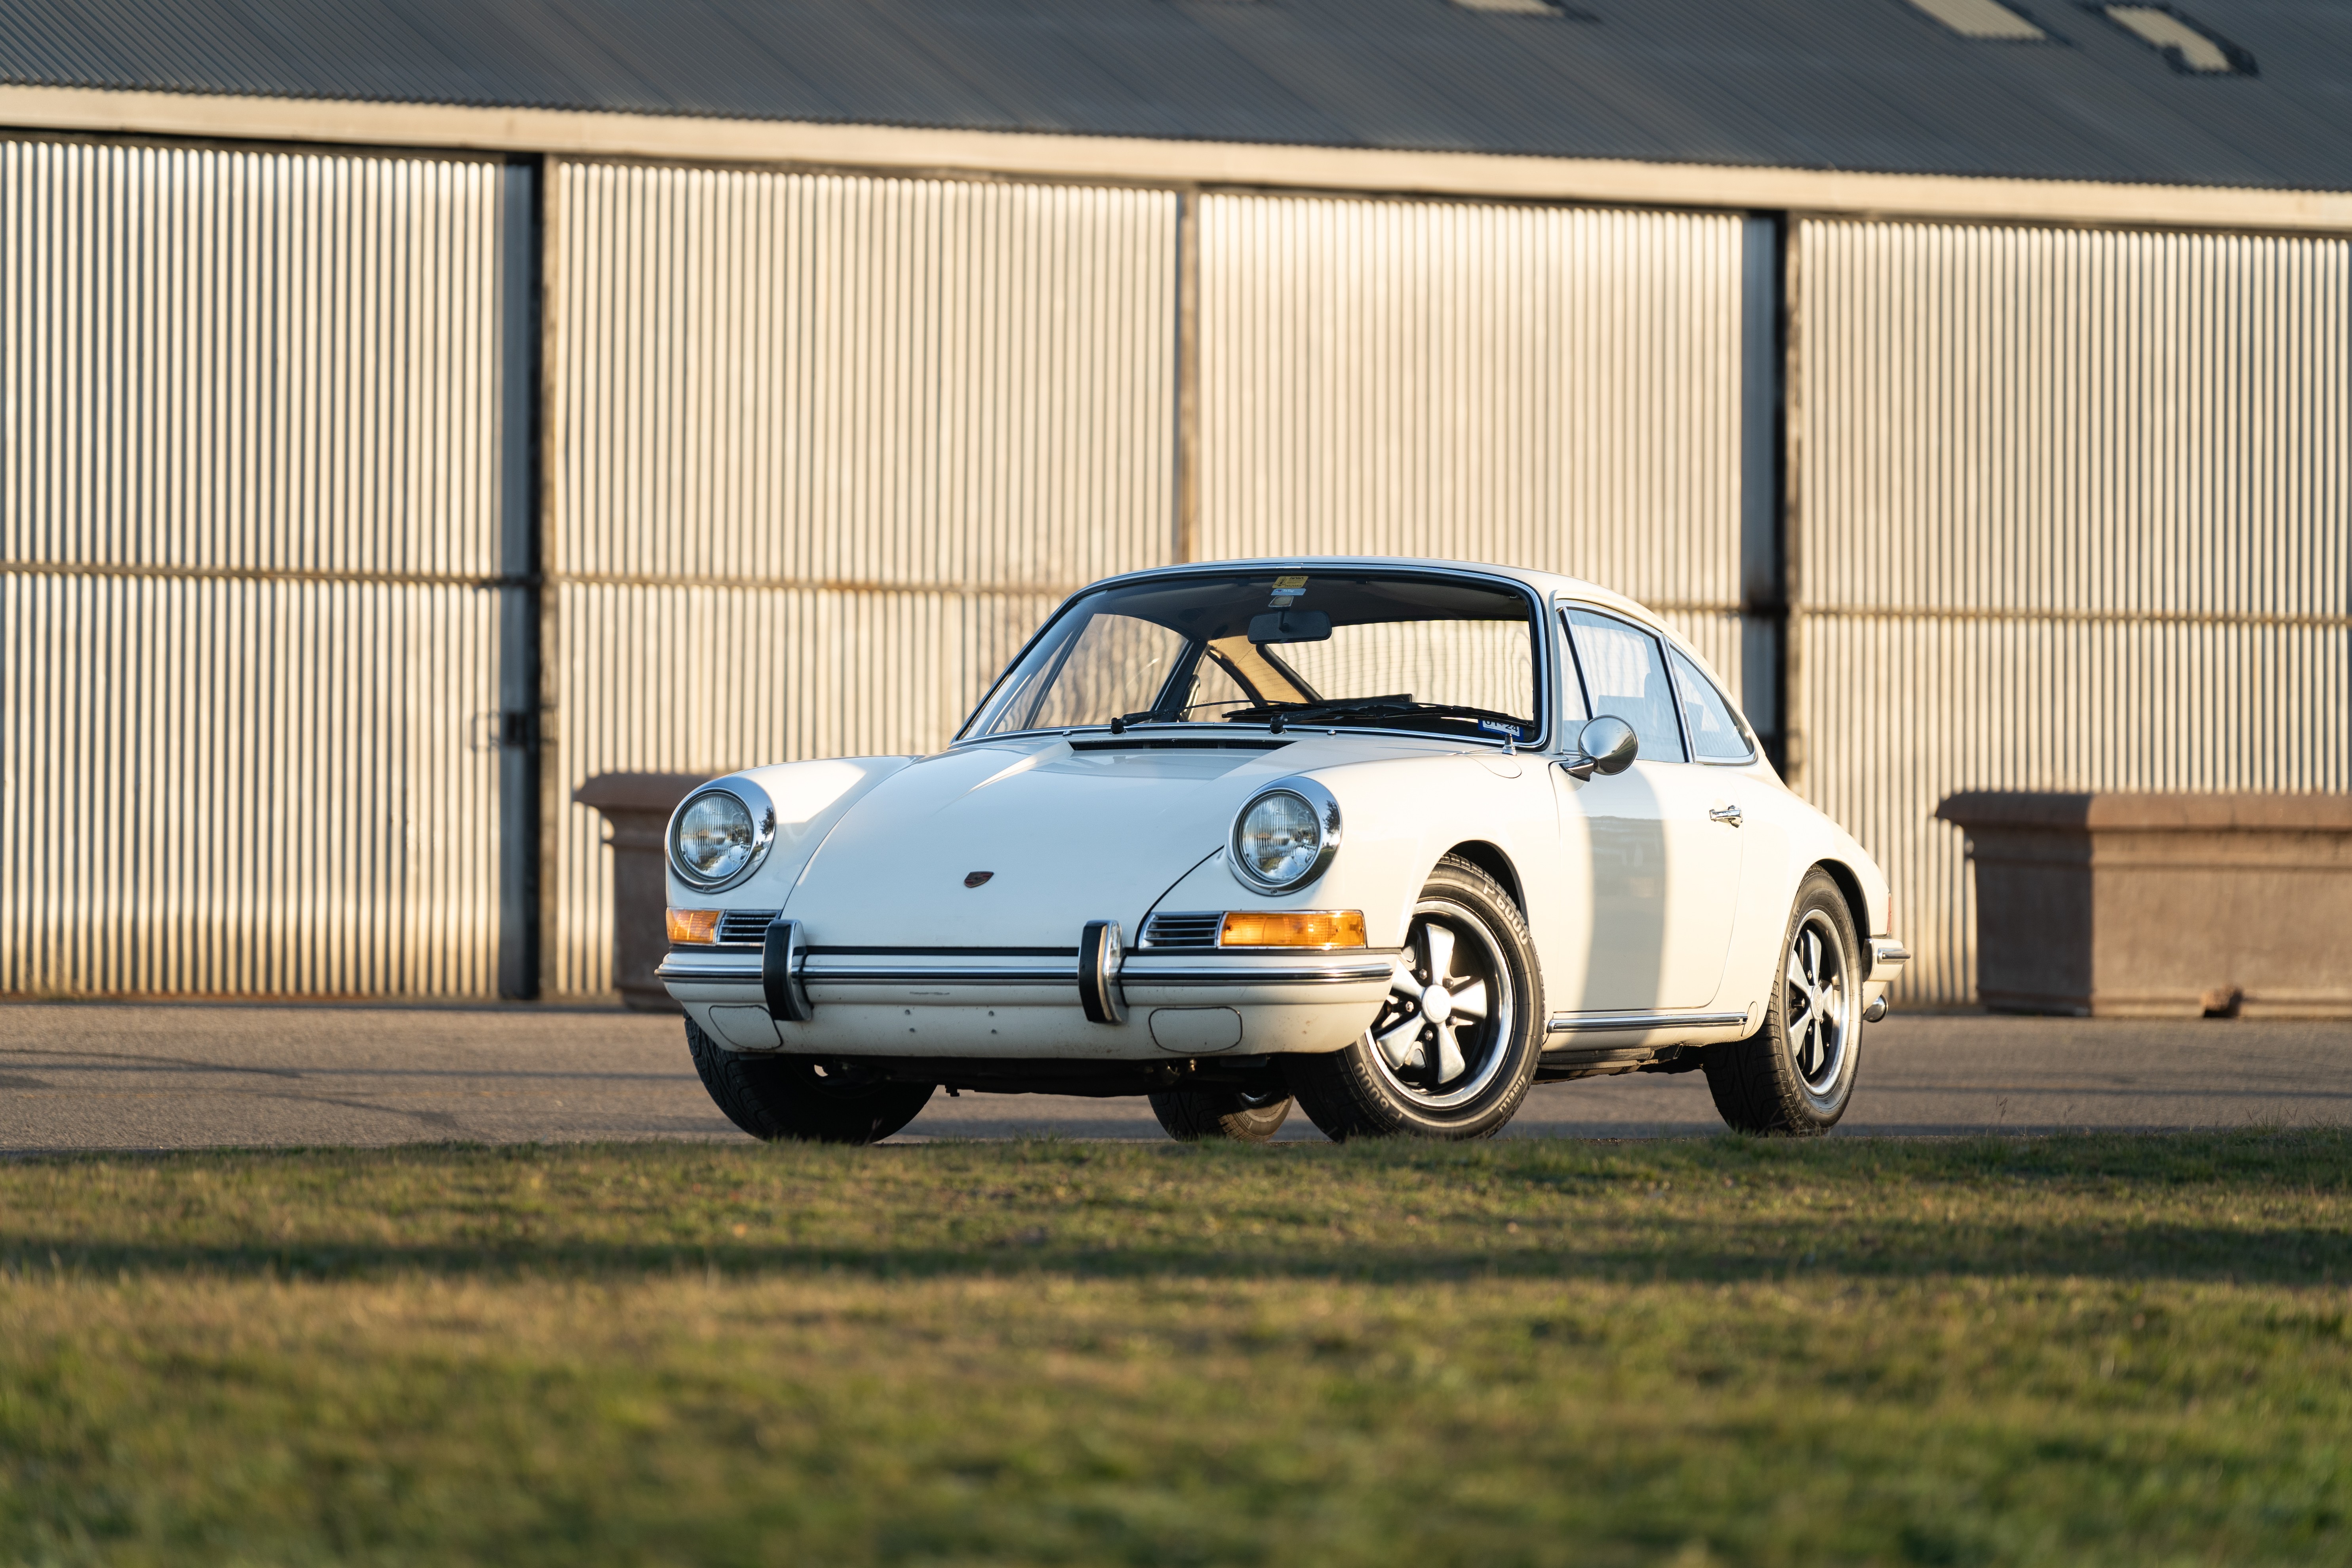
[1708,803,1743,827]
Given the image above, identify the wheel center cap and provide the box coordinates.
[1423,985,1453,1023]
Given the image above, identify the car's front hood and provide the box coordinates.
[781,737,1308,946]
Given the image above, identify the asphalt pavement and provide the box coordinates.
[3,1001,2348,1151]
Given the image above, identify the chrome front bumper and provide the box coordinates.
[658,943,1398,1058]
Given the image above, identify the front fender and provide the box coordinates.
[1143,752,1559,951]
[663,756,916,909]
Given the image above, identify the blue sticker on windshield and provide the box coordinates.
[1478,718,1525,740]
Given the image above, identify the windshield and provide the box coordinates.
[960,570,1541,744]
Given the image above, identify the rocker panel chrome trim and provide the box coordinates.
[1545,1010,1750,1035]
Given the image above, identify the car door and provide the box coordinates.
[1553,606,1745,1012]
[1661,638,1782,1014]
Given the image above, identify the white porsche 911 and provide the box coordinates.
[657,558,1908,1144]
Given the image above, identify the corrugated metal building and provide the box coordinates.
[2,0,2346,1005]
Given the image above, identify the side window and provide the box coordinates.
[1556,612,1590,725]
[1562,608,1687,764]
[1666,646,1756,762]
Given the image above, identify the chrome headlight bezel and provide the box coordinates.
[665,779,778,893]
[1227,777,1343,893]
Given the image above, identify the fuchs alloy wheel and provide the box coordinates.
[684,1017,934,1144]
[1147,1086,1294,1143]
[1284,855,1543,1140]
[1703,870,1863,1136]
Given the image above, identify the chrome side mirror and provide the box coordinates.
[1559,715,1638,781]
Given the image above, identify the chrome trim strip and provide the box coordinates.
[1123,948,1397,964]
[657,955,1398,988]
[657,957,765,981]
[663,949,1392,987]
[1124,973,1386,987]
[1546,1010,1750,1035]
[1870,938,1911,967]
[813,968,1079,985]
[811,963,1394,987]
[1124,959,1395,985]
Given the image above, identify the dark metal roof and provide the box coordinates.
[3,0,2350,190]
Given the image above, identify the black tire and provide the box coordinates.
[1284,854,1543,1140]
[1703,869,1863,1136]
[1147,1086,1294,1143]
[684,1017,935,1144]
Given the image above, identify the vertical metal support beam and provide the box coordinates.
[534,156,566,1000]
[1777,214,1807,791]
[1739,213,1788,774]
[497,156,544,999]
[1173,187,1202,565]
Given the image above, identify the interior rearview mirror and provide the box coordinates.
[1560,715,1638,781]
[1247,608,1332,644]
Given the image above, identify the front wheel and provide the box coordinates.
[1703,870,1863,1136]
[685,1017,934,1144]
[1284,855,1543,1140]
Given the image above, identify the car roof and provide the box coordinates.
[1087,556,1750,707]
[1092,556,1675,638]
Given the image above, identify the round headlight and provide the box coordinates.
[1230,783,1341,892]
[669,788,767,890]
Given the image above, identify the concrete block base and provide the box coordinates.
[574,772,716,1014]
[1935,792,2352,1019]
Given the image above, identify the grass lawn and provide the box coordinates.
[1,1130,2348,1566]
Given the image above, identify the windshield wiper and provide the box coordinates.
[1223,695,1413,727]
[1105,692,1279,733]
[1105,709,1206,734]
[1226,697,1530,741]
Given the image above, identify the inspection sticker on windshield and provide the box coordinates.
[1268,573,1309,607]
[1479,718,1526,740]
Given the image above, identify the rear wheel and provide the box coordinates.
[1703,871,1862,1136]
[685,1017,934,1144]
[1147,1086,1293,1143]
[1284,855,1543,1140]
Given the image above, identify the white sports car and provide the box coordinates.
[658,558,1908,1144]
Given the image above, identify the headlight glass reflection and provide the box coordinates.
[674,792,756,885]
[1235,791,1324,888]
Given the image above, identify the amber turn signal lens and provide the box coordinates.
[1218,910,1367,949]
[666,908,722,944]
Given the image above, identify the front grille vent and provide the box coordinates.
[1141,911,1223,949]
[716,910,780,944]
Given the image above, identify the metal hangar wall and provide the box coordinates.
[3,0,2349,1006]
